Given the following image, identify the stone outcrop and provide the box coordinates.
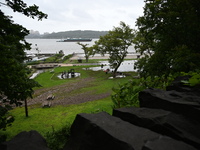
[139,89,200,121]
[64,112,196,150]
[1,130,50,150]
[142,136,196,150]
[113,107,200,149]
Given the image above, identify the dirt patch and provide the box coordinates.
[27,77,111,107]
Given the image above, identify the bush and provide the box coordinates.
[111,74,177,109]
[111,80,144,108]
[181,71,200,86]
[45,124,71,150]
[44,54,64,63]
[63,54,73,62]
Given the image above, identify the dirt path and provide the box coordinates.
[27,77,111,107]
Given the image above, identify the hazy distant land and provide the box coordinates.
[26,30,108,39]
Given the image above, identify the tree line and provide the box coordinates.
[26,30,108,39]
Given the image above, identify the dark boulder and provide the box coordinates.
[64,112,195,150]
[2,130,50,150]
[64,112,163,150]
[139,88,200,121]
[113,107,200,149]
[142,136,197,150]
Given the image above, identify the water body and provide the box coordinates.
[88,60,137,72]
[25,39,136,55]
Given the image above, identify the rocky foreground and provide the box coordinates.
[2,76,200,150]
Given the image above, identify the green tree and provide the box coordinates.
[0,106,14,143]
[77,42,94,62]
[134,0,200,78]
[94,21,135,78]
[0,0,47,118]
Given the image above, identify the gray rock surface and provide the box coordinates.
[64,112,197,150]
[139,88,200,121]
[113,107,200,149]
[65,112,162,150]
[142,136,197,150]
[2,130,50,150]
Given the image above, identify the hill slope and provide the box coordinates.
[26,30,108,39]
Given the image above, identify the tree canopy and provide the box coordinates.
[94,22,135,77]
[0,0,47,117]
[134,0,200,78]
[77,42,94,63]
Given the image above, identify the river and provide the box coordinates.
[25,39,136,55]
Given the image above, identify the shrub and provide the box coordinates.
[181,71,200,86]
[111,74,177,109]
[111,80,144,108]
[45,124,71,150]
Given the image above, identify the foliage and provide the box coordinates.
[62,54,73,62]
[77,42,95,62]
[94,21,135,78]
[5,0,47,20]
[45,125,71,150]
[140,74,175,89]
[44,53,64,63]
[181,71,200,86]
[0,0,47,118]
[0,106,14,143]
[187,75,200,86]
[112,80,144,108]
[111,74,176,109]
[134,0,200,78]
[26,53,72,65]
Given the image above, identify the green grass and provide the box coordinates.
[4,64,138,141]
[4,97,113,140]
[34,66,90,88]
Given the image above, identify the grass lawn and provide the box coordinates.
[4,97,113,140]
[3,64,138,140]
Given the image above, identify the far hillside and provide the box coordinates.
[26,30,108,39]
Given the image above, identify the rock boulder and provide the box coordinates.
[64,112,196,150]
[142,136,197,150]
[139,88,200,121]
[113,107,200,149]
[2,130,50,150]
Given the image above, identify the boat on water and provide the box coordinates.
[57,38,92,42]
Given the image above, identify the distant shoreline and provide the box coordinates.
[70,53,140,60]
[26,30,108,39]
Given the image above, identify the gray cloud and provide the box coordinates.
[1,0,145,33]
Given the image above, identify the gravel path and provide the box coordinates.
[27,77,111,107]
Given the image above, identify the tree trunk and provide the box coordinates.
[85,56,89,63]
[113,62,121,78]
[24,99,28,117]
[112,54,126,78]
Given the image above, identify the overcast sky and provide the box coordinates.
[1,0,145,34]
